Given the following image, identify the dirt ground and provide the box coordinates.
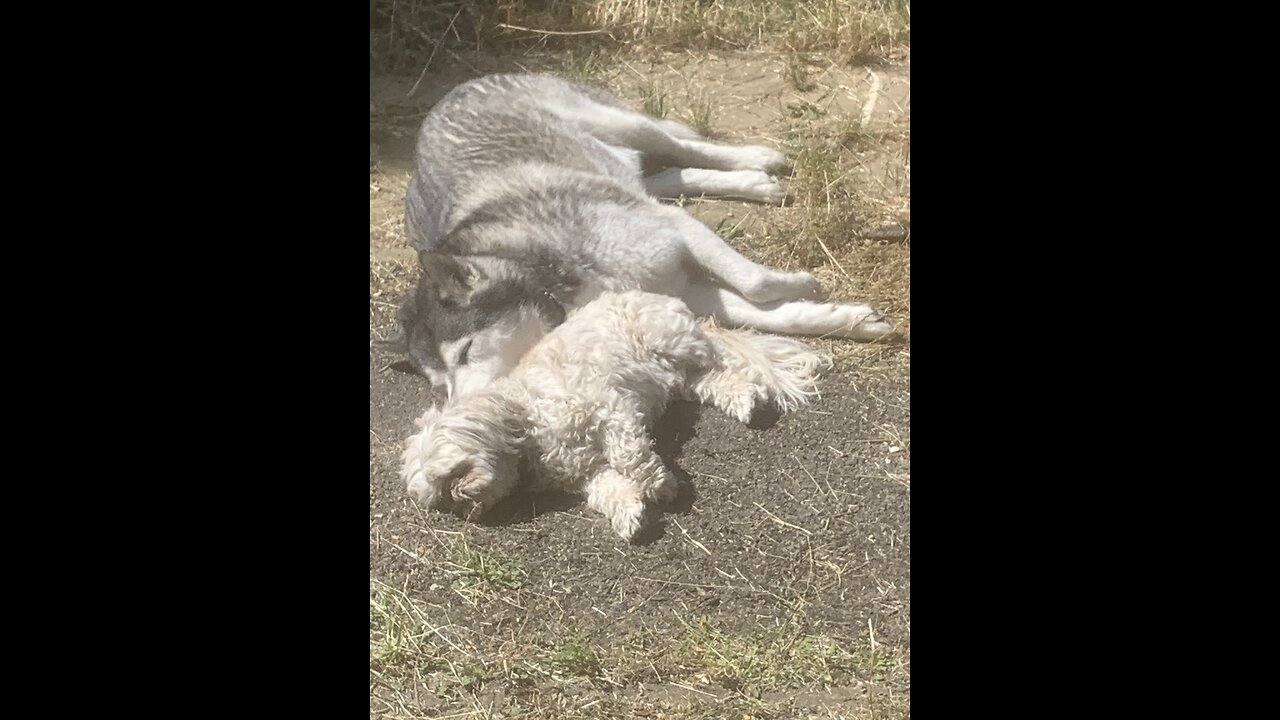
[370,50,910,719]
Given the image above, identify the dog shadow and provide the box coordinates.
[650,399,702,515]
[628,400,705,544]
[471,488,584,527]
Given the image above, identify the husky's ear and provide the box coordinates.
[532,289,567,329]
[372,297,418,353]
[419,251,480,302]
[371,330,408,353]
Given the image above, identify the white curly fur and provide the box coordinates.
[401,291,831,541]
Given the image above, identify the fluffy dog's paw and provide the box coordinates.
[609,500,648,541]
[450,467,495,511]
[724,389,762,425]
[649,474,680,504]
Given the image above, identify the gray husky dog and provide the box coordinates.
[379,73,892,399]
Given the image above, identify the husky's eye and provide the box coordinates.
[457,339,473,365]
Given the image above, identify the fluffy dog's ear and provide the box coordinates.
[420,251,480,303]
[491,395,530,449]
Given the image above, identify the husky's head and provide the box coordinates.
[401,391,525,512]
[377,251,568,400]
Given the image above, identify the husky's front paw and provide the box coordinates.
[730,170,786,204]
[825,304,895,341]
[731,145,788,173]
[847,316,894,341]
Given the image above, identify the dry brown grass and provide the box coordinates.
[705,110,911,349]
[370,561,909,719]
[370,1,910,72]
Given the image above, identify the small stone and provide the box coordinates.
[865,222,907,241]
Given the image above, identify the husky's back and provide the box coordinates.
[406,74,647,255]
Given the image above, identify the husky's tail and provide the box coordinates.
[691,319,833,423]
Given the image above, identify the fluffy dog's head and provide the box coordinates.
[400,388,528,513]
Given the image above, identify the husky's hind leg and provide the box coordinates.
[655,118,703,141]
[560,101,787,173]
[643,168,785,205]
[654,206,819,303]
[683,281,894,342]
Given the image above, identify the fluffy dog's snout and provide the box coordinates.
[450,465,490,504]
[439,461,473,497]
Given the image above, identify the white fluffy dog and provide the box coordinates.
[400,291,831,541]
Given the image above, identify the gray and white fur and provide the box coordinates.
[381,73,891,399]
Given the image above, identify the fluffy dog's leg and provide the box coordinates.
[584,421,679,540]
[636,453,678,505]
[603,420,678,505]
[684,281,894,342]
[691,320,832,423]
[585,469,649,541]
